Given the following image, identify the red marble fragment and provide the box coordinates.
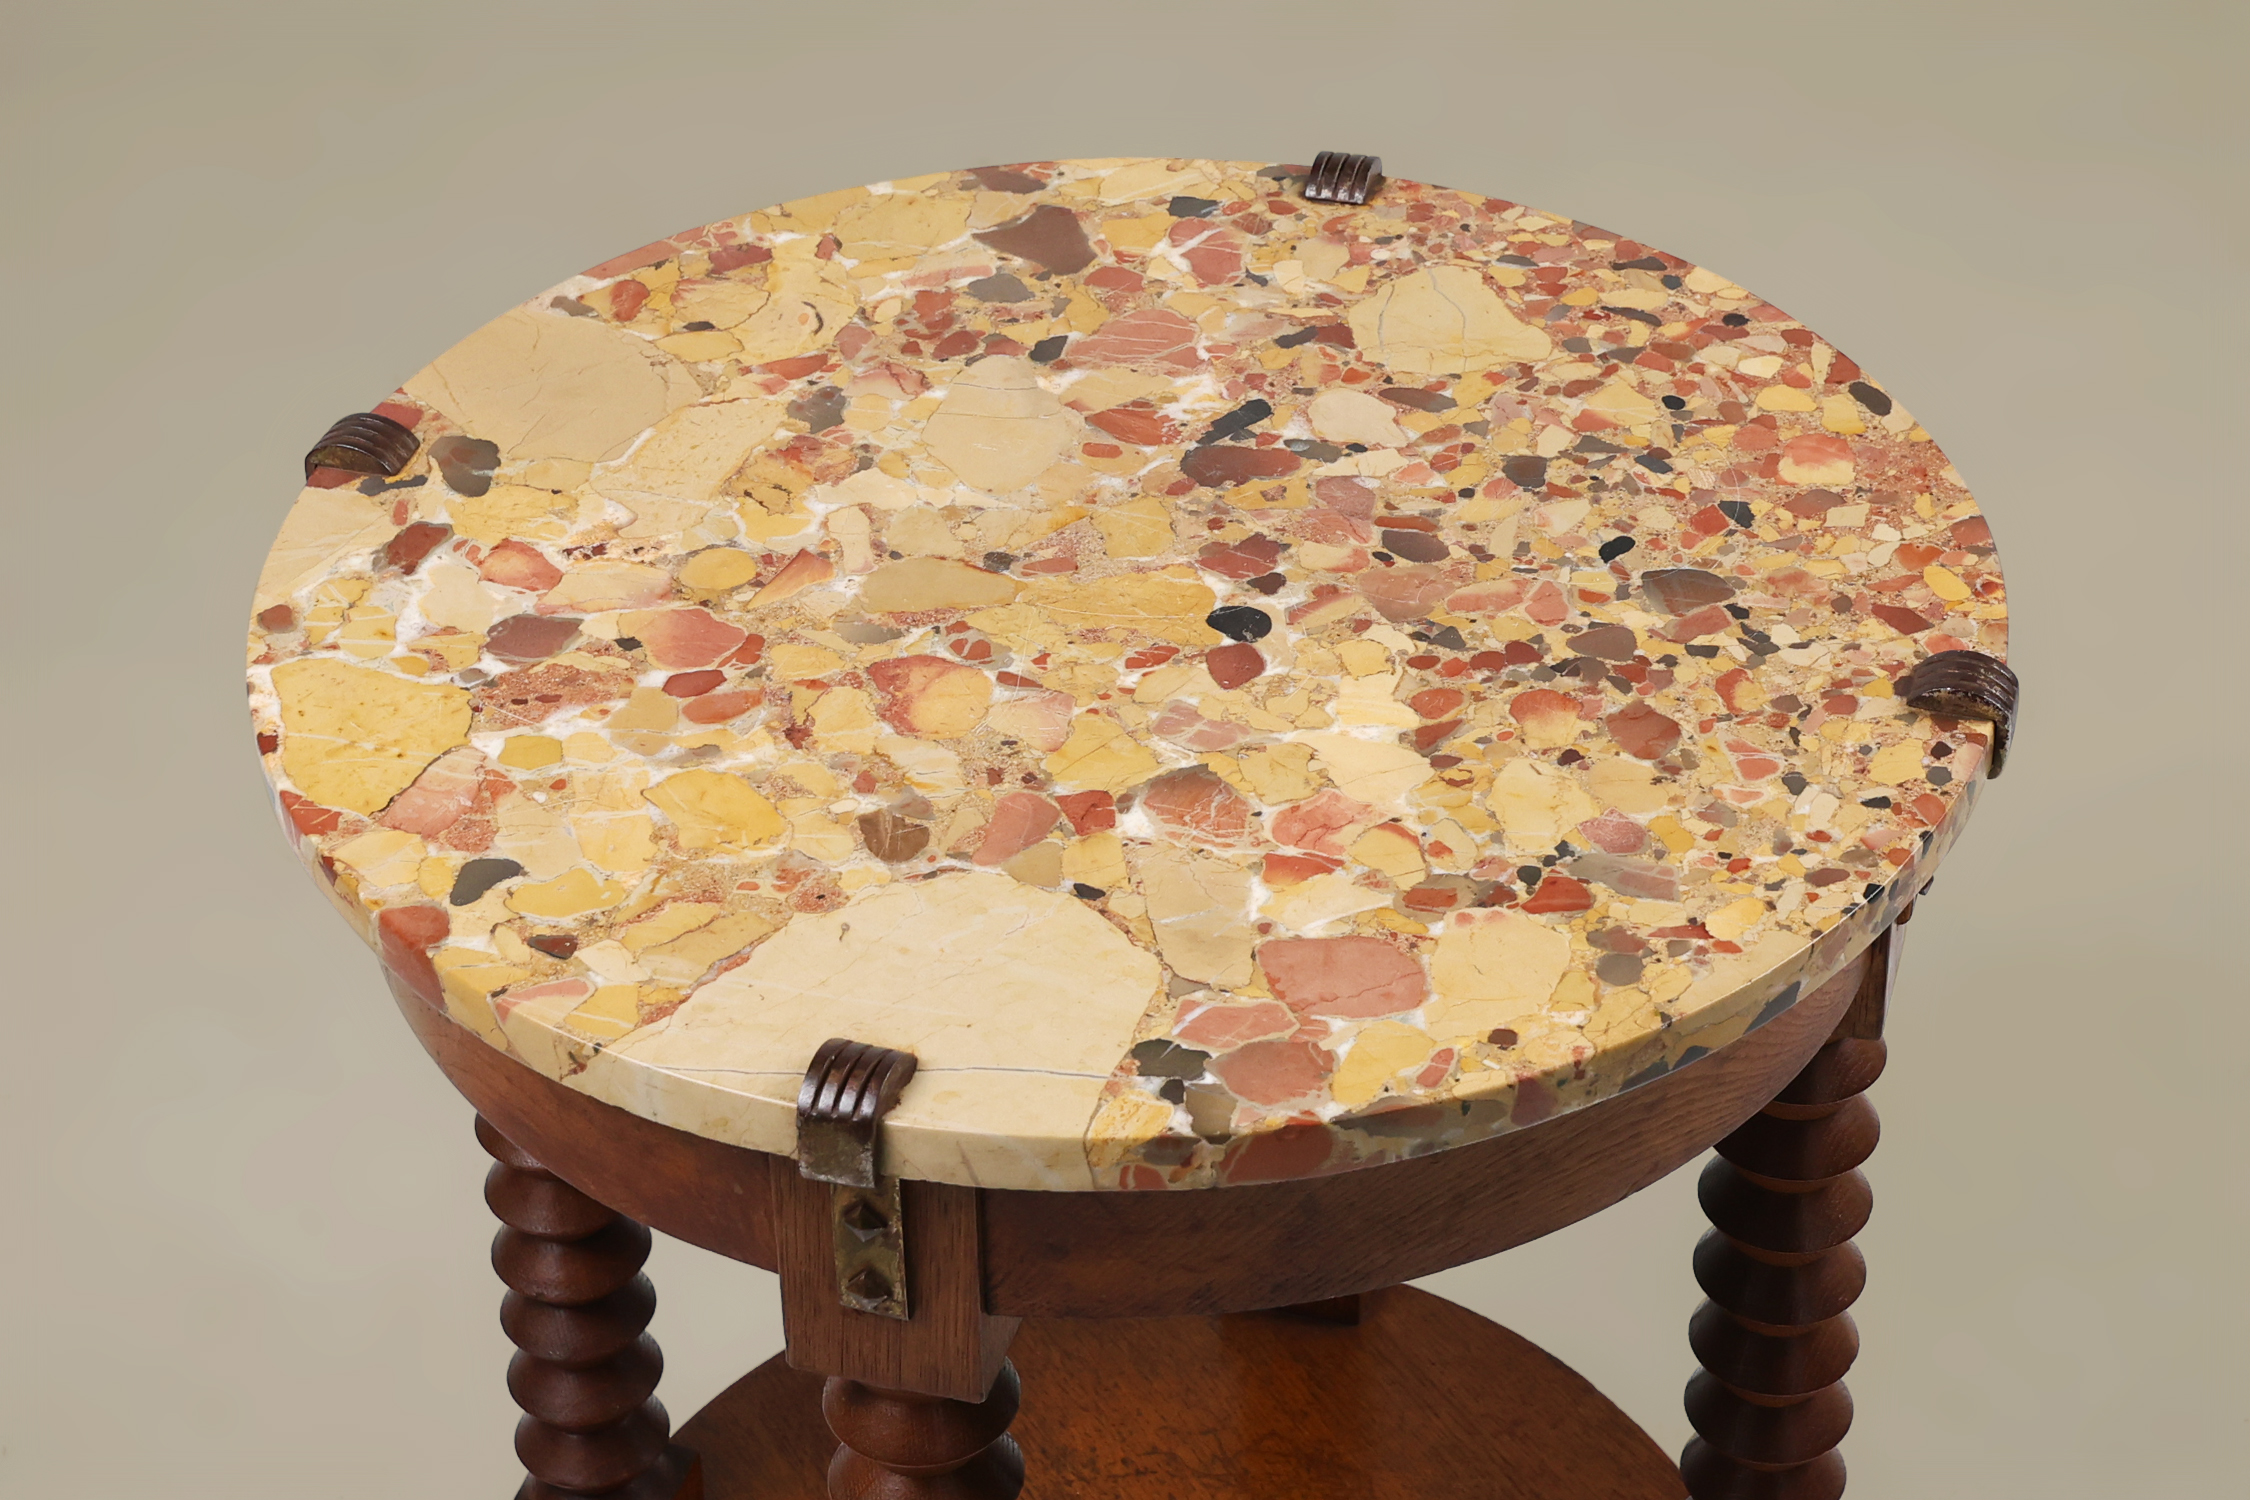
[484,613,582,664]
[1409,688,1467,720]
[379,746,485,835]
[1781,433,1852,478]
[1070,308,1203,372]
[280,789,345,838]
[1725,737,1783,781]
[1577,812,1649,854]
[1512,689,1581,735]
[636,607,750,669]
[1522,875,1594,914]
[1168,217,1248,285]
[1512,1077,1558,1126]
[1261,936,1428,1018]
[370,400,423,429]
[1054,790,1115,836]
[1872,603,1934,636]
[973,791,1061,866]
[1204,643,1264,689]
[376,904,450,1006]
[1139,767,1259,849]
[1220,1122,1337,1184]
[1607,700,1682,759]
[975,204,1096,274]
[662,670,725,698]
[608,279,649,321]
[1261,851,1341,886]
[1524,580,1569,626]
[1270,789,1371,856]
[1356,565,1450,622]
[1182,443,1299,488]
[479,539,565,593]
[1174,1000,1296,1052]
[682,689,759,724]
[381,521,452,574]
[256,604,296,633]
[1197,534,1284,579]
[1637,568,1736,615]
[1086,405,1180,446]
[1447,577,1531,613]
[1212,1038,1331,1106]
[1664,605,1734,643]
[708,243,772,273]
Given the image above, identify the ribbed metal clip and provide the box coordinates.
[796,1038,918,1320]
[1302,151,1384,206]
[1901,650,2019,777]
[304,411,419,480]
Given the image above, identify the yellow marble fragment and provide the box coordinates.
[273,659,472,816]
[1426,910,1572,1038]
[499,736,564,770]
[859,558,1020,612]
[643,770,785,851]
[678,547,761,592]
[507,868,631,919]
[1331,1021,1437,1107]
[1045,715,1162,792]
[1867,740,1925,786]
[1021,573,1218,647]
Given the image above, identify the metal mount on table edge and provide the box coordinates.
[304,411,419,480]
[796,1037,919,1321]
[1901,649,2019,777]
[1302,151,1384,206]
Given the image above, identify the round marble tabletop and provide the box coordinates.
[248,158,2006,1192]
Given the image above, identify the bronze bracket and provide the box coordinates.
[1303,151,1384,206]
[304,410,419,480]
[1901,649,2019,777]
[796,1037,919,1321]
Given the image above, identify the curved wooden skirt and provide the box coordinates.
[678,1286,1685,1499]
[394,941,1870,1319]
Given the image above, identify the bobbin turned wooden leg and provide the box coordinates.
[783,1040,1023,1499]
[822,1363,1025,1499]
[478,1116,701,1500]
[1679,918,1902,1500]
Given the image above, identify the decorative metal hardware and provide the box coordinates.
[1303,151,1383,206]
[1901,649,2019,777]
[796,1037,919,1320]
[304,411,420,480]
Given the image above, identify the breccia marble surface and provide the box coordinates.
[247,158,2005,1192]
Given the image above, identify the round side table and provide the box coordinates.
[247,155,2016,1499]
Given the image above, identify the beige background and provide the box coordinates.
[4,2,2243,1494]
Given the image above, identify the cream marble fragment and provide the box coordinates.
[579,874,1162,1188]
[404,307,703,463]
[1348,265,1553,374]
[922,356,1077,495]
[254,488,396,612]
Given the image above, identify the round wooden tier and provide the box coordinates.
[676,1288,1687,1500]
[249,157,2005,1201]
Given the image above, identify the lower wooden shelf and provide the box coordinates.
[675,1285,1684,1499]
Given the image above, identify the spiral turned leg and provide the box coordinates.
[1680,929,1896,1500]
[822,1362,1026,1500]
[478,1117,701,1500]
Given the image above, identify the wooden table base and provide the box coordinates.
[675,1287,1684,1499]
